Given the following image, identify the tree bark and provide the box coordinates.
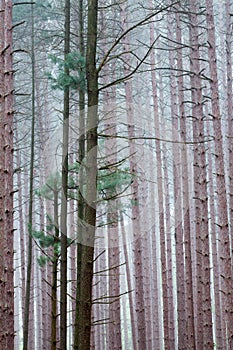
[60,0,70,348]
[0,0,14,348]
[205,0,233,346]
[150,49,170,350]
[225,0,233,268]
[74,0,86,346]
[77,1,99,349]
[51,183,59,350]
[23,3,36,349]
[189,1,213,347]
[175,8,196,349]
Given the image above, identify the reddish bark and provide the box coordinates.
[175,9,196,349]
[206,116,224,349]
[120,4,147,348]
[189,1,213,347]
[148,166,161,349]
[166,12,181,350]
[15,130,26,312]
[225,0,233,266]
[120,215,137,350]
[149,10,173,348]
[0,1,14,348]
[134,77,154,350]
[105,91,122,350]
[0,3,6,346]
[205,0,233,346]
[125,87,147,350]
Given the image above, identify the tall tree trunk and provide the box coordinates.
[74,0,86,346]
[0,0,6,341]
[120,214,137,350]
[105,94,122,350]
[60,0,70,348]
[23,3,36,349]
[147,154,161,349]
[28,253,35,350]
[35,242,42,350]
[15,128,26,311]
[206,115,224,349]
[69,194,76,340]
[51,183,59,350]
[120,4,147,348]
[149,9,175,347]
[77,0,98,348]
[175,8,196,348]
[0,0,14,348]
[225,0,233,262]
[189,1,213,347]
[205,0,233,346]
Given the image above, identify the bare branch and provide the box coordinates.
[99,133,215,145]
[97,1,180,73]
[99,35,160,91]
[1,45,10,55]
[12,21,26,30]
[94,262,126,275]
[13,2,35,5]
[92,290,133,303]
[92,250,106,263]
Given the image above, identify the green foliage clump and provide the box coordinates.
[47,52,86,90]
[98,167,133,199]
[31,216,61,267]
[35,173,61,200]
[32,228,55,248]
[37,255,49,268]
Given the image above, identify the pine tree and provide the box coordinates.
[0,0,14,347]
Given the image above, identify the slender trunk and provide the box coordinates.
[149,10,171,348]
[60,0,70,347]
[101,62,122,349]
[122,287,130,349]
[51,184,59,350]
[108,223,122,350]
[77,1,98,348]
[148,155,161,349]
[23,4,36,348]
[74,0,86,346]
[15,129,26,309]
[164,14,177,348]
[175,9,196,348]
[125,86,146,350]
[69,196,76,339]
[205,0,233,346]
[120,215,137,349]
[189,2,213,347]
[41,269,47,349]
[119,4,147,348]
[36,226,42,350]
[0,0,14,347]
[206,115,224,349]
[135,69,154,350]
[0,0,6,339]
[91,250,101,350]
[225,0,233,262]
[28,255,35,350]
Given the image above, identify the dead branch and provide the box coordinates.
[98,133,215,145]
[97,1,180,73]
